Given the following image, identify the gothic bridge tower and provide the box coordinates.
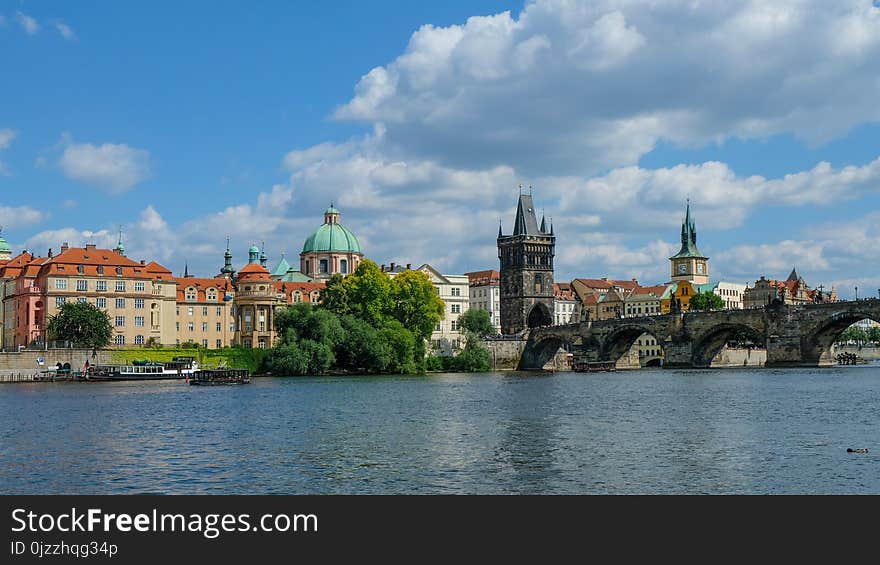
[498,191,555,335]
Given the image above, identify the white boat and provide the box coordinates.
[84,357,199,381]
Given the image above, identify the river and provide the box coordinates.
[1,366,878,494]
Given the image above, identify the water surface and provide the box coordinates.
[1,367,878,494]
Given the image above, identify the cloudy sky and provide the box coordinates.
[2,0,880,297]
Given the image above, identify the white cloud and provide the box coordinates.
[16,11,39,35]
[55,21,75,40]
[333,0,880,176]
[58,141,151,193]
[0,128,16,176]
[0,206,47,229]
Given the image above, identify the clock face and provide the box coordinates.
[678,263,687,274]
[697,263,704,274]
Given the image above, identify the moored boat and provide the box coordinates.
[83,356,199,381]
[188,368,250,386]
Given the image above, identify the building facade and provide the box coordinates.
[743,268,837,309]
[498,193,555,334]
[174,276,235,348]
[1,244,178,348]
[466,270,501,333]
[553,282,578,325]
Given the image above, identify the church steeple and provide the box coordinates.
[669,200,709,285]
[259,241,268,268]
[115,225,125,256]
[220,236,236,277]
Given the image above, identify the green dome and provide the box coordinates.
[248,244,260,253]
[325,205,340,215]
[302,223,361,254]
[0,231,10,253]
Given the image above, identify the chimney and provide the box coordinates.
[140,260,146,265]
[390,262,396,271]
[85,244,96,251]
[61,242,69,253]
[47,248,53,258]
[406,263,411,270]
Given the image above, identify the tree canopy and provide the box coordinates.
[458,309,496,337]
[689,291,725,311]
[46,301,113,348]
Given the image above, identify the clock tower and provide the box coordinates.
[669,201,709,285]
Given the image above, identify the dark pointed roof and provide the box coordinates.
[787,267,800,282]
[670,201,706,259]
[512,194,542,236]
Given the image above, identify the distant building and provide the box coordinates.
[743,268,837,308]
[174,275,235,349]
[571,278,640,322]
[466,269,501,333]
[625,285,666,317]
[0,243,177,348]
[553,282,578,325]
[383,263,469,355]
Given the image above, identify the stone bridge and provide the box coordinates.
[520,299,880,370]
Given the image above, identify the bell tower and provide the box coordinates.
[498,190,555,335]
[669,200,709,285]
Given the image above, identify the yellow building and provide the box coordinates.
[174,275,235,348]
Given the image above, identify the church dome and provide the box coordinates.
[302,205,361,254]
[0,235,10,254]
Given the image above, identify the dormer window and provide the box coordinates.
[206,289,217,301]
[185,287,197,301]
[116,266,123,276]
[97,266,104,275]
[77,265,84,274]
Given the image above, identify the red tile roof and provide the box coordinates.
[465,269,500,286]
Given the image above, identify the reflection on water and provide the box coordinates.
[1,367,879,494]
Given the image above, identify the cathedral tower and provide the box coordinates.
[498,191,555,335]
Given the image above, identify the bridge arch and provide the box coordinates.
[600,323,665,366]
[691,323,766,368]
[802,306,880,366]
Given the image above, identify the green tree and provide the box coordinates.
[46,301,113,348]
[868,327,880,344]
[689,291,725,311]
[458,309,495,337]
[342,260,393,326]
[336,315,391,373]
[838,326,868,344]
[450,339,490,372]
[319,273,350,316]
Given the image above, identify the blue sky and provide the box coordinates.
[2,0,880,298]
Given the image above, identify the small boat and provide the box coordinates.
[188,368,250,386]
[572,360,617,373]
[83,356,199,381]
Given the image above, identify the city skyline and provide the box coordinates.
[3,1,880,296]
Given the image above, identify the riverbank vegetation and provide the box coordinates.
[262,260,495,376]
[110,346,269,374]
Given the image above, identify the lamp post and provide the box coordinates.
[855,286,859,301]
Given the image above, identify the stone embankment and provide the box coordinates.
[0,349,111,382]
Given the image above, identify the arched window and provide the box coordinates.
[534,273,543,293]
[206,288,217,301]
[340,259,348,274]
[185,287,197,301]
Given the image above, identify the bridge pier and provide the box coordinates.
[662,340,694,369]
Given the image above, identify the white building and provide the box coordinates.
[553,282,578,325]
[714,281,747,310]
[466,270,501,333]
[383,263,469,356]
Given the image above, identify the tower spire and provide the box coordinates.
[115,225,125,256]
[498,219,503,239]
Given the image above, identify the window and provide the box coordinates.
[451,287,461,297]
[202,322,208,332]
[257,337,267,349]
[115,334,125,345]
[96,280,107,292]
[134,282,145,292]
[202,307,208,316]
[202,339,208,348]
[115,298,125,309]
[188,307,193,316]
[55,279,67,290]
[135,298,144,309]
[319,259,328,273]
[77,265,84,274]
[115,266,123,276]
[77,297,87,304]
[97,265,104,275]
[451,304,461,314]
[230,323,235,332]
[134,335,145,345]
[207,289,217,301]
[451,320,458,332]
[216,307,222,317]
[134,316,144,327]
[76,280,88,291]
[185,288,197,301]
[176,322,180,332]
[115,316,125,327]
[56,297,67,308]
[216,339,222,349]
[340,259,348,274]
[293,292,302,303]
[96,297,107,308]
[115,281,125,292]
[188,322,194,332]
[216,322,222,332]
